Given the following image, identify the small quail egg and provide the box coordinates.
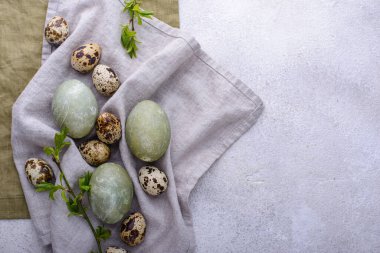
[106,246,129,253]
[71,43,101,73]
[44,16,69,46]
[120,212,146,246]
[79,140,110,166]
[138,166,168,196]
[92,64,121,96]
[25,158,55,187]
[96,112,122,144]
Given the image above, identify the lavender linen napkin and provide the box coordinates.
[11,0,263,252]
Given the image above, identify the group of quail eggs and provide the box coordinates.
[24,15,170,253]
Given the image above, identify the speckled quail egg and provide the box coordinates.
[138,166,168,196]
[79,140,110,166]
[92,64,121,96]
[44,16,69,46]
[106,246,129,253]
[25,158,55,187]
[71,43,101,73]
[96,112,122,144]
[120,212,146,246]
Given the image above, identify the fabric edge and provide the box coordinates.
[181,92,263,253]
[0,196,30,219]
[41,0,59,64]
[182,99,264,219]
[143,13,265,222]
[143,17,262,107]
[24,0,60,245]
[143,17,201,52]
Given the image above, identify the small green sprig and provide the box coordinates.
[79,171,92,192]
[43,126,70,163]
[36,128,110,253]
[121,25,140,58]
[95,225,112,241]
[36,182,65,200]
[121,0,153,58]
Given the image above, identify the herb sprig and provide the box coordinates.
[36,127,111,253]
[121,0,153,58]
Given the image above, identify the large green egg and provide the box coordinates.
[125,100,171,162]
[89,163,134,224]
[52,79,98,138]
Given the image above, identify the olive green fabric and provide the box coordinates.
[0,0,179,219]
[143,0,179,28]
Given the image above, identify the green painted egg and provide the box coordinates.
[125,100,171,162]
[89,163,134,224]
[52,79,98,138]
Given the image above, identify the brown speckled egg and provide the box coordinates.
[79,140,110,166]
[92,64,121,96]
[120,212,146,246]
[106,246,129,253]
[44,16,69,46]
[71,43,101,73]
[96,112,122,144]
[138,166,168,196]
[25,158,55,187]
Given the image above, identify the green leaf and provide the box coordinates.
[79,172,92,192]
[61,191,68,203]
[66,196,82,217]
[124,0,153,20]
[139,10,154,17]
[68,211,83,217]
[44,127,71,162]
[121,0,153,58]
[132,4,153,22]
[54,127,71,151]
[137,15,142,25]
[62,126,69,138]
[54,132,63,149]
[121,25,140,58]
[49,188,57,200]
[122,4,129,13]
[95,226,112,241]
[59,173,63,185]
[35,182,55,192]
[80,185,90,192]
[127,0,136,8]
[43,146,55,156]
[36,183,64,201]
[132,4,141,12]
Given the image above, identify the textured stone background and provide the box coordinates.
[1,0,379,252]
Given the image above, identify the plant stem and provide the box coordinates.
[130,12,135,31]
[55,161,102,253]
[79,202,102,253]
[56,161,74,196]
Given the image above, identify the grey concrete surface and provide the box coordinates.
[1,0,380,252]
